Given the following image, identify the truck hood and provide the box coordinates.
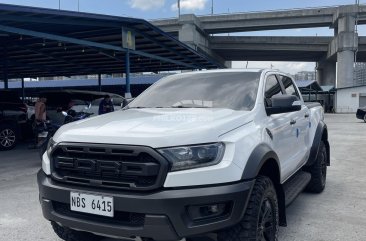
[53,108,253,148]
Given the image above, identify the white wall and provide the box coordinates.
[335,86,366,113]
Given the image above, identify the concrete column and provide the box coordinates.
[334,8,358,88]
[317,61,336,86]
[178,14,227,68]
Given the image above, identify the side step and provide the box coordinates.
[283,171,311,207]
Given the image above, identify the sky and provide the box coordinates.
[1,0,365,74]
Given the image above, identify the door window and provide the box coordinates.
[264,75,283,107]
[279,76,301,100]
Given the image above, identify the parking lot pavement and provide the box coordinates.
[1,114,366,241]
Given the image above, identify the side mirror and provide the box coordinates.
[266,95,301,115]
[122,98,134,108]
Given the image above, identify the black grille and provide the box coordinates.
[53,201,145,226]
[51,143,168,191]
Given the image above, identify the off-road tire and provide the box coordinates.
[217,176,279,241]
[305,141,327,193]
[51,221,103,241]
[0,124,17,151]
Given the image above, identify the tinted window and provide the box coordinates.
[129,72,261,111]
[280,76,300,99]
[264,75,282,107]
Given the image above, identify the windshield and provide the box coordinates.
[129,72,261,111]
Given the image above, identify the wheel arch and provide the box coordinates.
[306,121,330,167]
[242,144,287,226]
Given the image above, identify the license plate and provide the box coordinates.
[70,192,114,217]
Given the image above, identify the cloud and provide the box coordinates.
[232,61,316,75]
[171,0,208,11]
[129,0,165,11]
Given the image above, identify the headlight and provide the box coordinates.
[46,138,56,158]
[42,138,56,175]
[158,143,225,172]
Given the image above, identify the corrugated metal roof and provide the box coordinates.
[0,74,166,89]
[295,79,322,91]
[0,3,221,80]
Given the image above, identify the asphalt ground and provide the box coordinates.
[0,114,365,241]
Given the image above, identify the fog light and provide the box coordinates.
[187,203,230,221]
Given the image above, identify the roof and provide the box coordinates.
[0,4,221,80]
[295,79,322,91]
[321,85,336,92]
[0,74,166,89]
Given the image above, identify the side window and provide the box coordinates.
[280,76,301,100]
[264,75,283,107]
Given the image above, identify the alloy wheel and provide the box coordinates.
[257,198,276,241]
[0,128,16,148]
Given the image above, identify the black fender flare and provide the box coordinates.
[242,144,280,180]
[242,144,287,226]
[306,121,330,167]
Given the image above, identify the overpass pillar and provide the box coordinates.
[178,14,228,68]
[316,61,336,86]
[332,6,358,88]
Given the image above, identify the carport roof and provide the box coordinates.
[0,3,221,79]
[295,79,322,91]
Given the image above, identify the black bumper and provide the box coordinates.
[356,109,366,120]
[37,171,254,240]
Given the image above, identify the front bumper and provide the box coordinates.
[37,171,254,240]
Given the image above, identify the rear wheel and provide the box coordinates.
[0,124,17,151]
[305,141,327,193]
[217,176,279,241]
[51,221,103,241]
[364,114,366,123]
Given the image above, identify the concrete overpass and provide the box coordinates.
[151,4,366,89]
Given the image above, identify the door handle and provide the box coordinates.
[290,119,296,125]
[304,113,310,118]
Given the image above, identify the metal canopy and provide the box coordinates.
[0,3,221,80]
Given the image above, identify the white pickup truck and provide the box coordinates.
[38,69,330,241]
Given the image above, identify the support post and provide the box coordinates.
[3,47,8,89]
[125,49,132,98]
[21,78,25,102]
[98,73,102,92]
[334,7,358,88]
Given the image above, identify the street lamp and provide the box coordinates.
[211,0,214,15]
[178,0,181,18]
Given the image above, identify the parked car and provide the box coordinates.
[38,69,330,241]
[85,96,124,117]
[29,90,124,124]
[356,106,366,122]
[0,90,28,150]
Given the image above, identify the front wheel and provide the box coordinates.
[363,114,366,123]
[218,176,279,241]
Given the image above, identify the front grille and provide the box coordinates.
[53,201,145,226]
[50,143,168,191]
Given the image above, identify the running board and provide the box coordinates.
[283,171,311,207]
